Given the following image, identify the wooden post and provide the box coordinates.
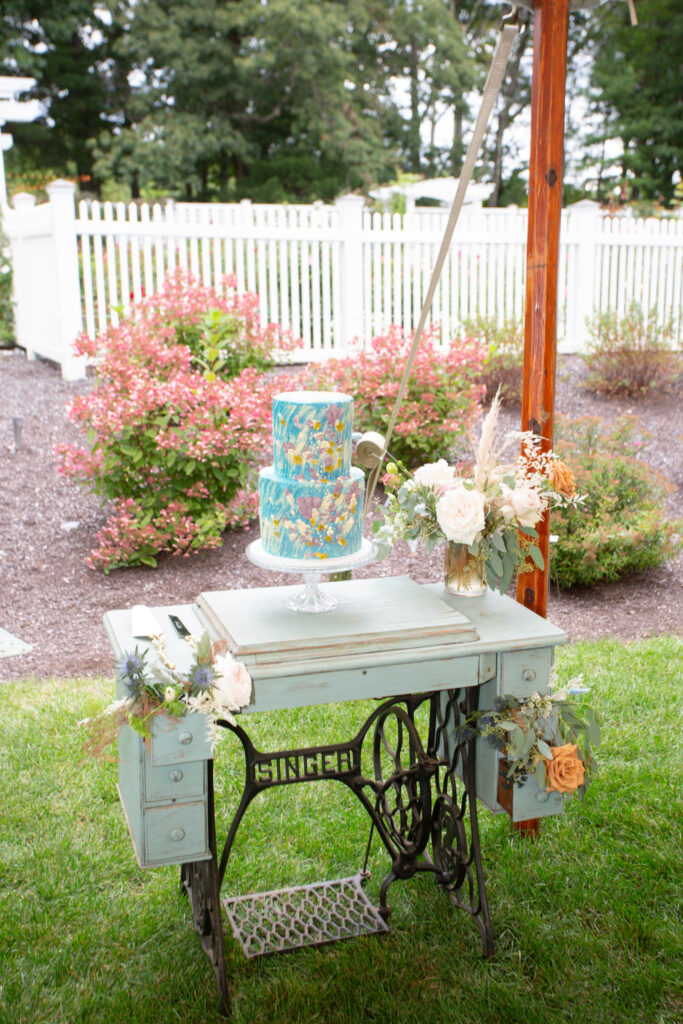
[516,0,571,619]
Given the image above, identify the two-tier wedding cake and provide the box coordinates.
[258,391,364,560]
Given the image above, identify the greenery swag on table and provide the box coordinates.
[108,631,251,749]
[372,390,582,594]
[470,680,600,798]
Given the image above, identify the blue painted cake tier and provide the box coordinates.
[272,391,354,482]
[259,465,364,560]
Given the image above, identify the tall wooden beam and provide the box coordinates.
[516,0,571,619]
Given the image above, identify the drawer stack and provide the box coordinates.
[117,711,213,868]
[473,647,566,821]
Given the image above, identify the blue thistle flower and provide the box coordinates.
[116,649,148,700]
[189,664,215,694]
[117,651,145,677]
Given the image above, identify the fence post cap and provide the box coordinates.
[11,191,36,209]
[46,178,77,197]
[334,193,365,208]
[567,198,600,211]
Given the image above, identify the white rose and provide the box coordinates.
[164,686,176,703]
[413,459,457,495]
[501,483,546,528]
[213,654,252,712]
[435,486,486,546]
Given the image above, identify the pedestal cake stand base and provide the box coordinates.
[245,539,377,613]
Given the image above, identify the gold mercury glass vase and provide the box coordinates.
[444,542,487,597]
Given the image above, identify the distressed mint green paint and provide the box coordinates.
[104,576,569,867]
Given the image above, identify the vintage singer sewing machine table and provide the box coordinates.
[104,575,566,1015]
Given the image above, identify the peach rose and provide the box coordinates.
[544,742,585,793]
[549,459,576,498]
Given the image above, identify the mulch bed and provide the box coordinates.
[0,347,680,682]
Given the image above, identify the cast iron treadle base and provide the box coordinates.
[222,872,390,958]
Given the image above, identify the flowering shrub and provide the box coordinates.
[55,271,301,571]
[302,325,485,466]
[463,315,524,405]
[551,415,680,588]
[583,303,681,396]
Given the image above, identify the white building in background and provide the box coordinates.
[0,77,42,206]
[369,178,495,213]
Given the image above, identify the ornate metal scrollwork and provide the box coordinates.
[186,688,494,1011]
[428,688,494,957]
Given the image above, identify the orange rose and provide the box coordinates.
[548,459,576,498]
[544,742,585,793]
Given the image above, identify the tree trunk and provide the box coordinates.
[408,37,421,174]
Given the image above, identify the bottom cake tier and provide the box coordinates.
[258,466,364,559]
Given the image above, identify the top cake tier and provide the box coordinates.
[272,391,354,481]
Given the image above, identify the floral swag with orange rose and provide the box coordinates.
[468,679,600,797]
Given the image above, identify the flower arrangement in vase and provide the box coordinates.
[372,390,582,595]
[108,631,251,751]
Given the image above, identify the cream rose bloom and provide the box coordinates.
[413,459,457,494]
[501,483,546,528]
[213,654,252,712]
[435,486,486,545]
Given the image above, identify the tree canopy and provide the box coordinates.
[1,0,680,206]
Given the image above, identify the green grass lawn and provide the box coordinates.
[1,636,681,1024]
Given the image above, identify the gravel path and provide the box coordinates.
[0,347,680,681]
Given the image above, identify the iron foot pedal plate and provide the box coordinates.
[222,872,390,958]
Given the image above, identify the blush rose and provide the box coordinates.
[413,459,457,494]
[435,486,486,546]
[501,483,546,528]
[213,654,252,711]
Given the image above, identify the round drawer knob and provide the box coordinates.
[168,769,183,783]
[535,790,549,804]
[178,731,193,745]
[170,828,185,842]
[523,668,536,682]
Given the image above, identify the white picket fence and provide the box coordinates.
[4,179,683,379]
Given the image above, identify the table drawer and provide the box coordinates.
[497,762,566,822]
[144,802,209,865]
[144,759,207,803]
[498,648,552,698]
[150,711,213,766]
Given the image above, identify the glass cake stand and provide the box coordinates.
[245,538,377,613]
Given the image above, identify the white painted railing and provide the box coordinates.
[4,181,682,380]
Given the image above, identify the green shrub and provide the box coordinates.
[462,315,524,404]
[551,415,680,588]
[583,303,681,396]
[0,220,14,348]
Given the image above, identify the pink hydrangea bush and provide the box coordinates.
[302,326,486,466]
[55,272,301,571]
